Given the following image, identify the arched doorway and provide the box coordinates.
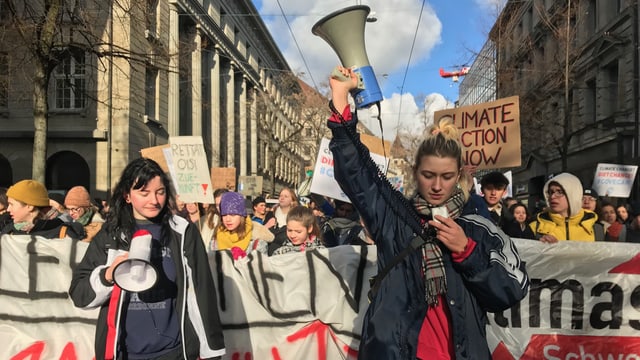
[46,151,91,192]
[0,154,12,187]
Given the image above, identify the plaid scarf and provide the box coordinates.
[411,187,465,305]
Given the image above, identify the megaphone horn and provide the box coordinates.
[312,5,383,109]
[113,230,158,292]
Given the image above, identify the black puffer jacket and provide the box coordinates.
[328,114,529,359]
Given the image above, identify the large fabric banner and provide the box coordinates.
[2,235,640,359]
[487,240,640,359]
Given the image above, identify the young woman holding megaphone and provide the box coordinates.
[326,66,529,359]
[69,158,225,360]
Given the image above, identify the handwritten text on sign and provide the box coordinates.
[592,163,638,198]
[168,136,214,203]
[434,96,521,170]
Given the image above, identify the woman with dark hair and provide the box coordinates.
[502,202,535,240]
[69,157,225,360]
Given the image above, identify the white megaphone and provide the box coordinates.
[113,230,158,292]
[312,5,383,109]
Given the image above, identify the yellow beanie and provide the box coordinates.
[7,180,50,207]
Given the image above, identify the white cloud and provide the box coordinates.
[255,0,444,139]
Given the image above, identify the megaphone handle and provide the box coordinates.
[331,67,365,90]
[331,67,351,82]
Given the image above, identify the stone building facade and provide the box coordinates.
[492,0,639,205]
[0,0,306,199]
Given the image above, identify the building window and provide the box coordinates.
[603,61,619,117]
[585,79,596,124]
[146,0,158,34]
[145,66,158,120]
[0,52,8,108]
[53,51,85,110]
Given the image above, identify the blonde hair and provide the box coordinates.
[414,117,470,201]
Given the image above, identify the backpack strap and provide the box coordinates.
[59,225,68,239]
[368,234,426,301]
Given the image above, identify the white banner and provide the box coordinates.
[487,240,640,359]
[0,235,97,360]
[3,235,640,359]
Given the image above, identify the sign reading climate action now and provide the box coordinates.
[434,96,521,170]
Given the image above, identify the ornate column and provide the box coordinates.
[239,76,247,175]
[191,26,202,136]
[225,61,236,166]
[209,45,221,167]
[167,3,180,136]
[250,87,258,175]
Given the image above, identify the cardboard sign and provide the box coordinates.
[167,136,214,203]
[592,163,638,198]
[238,176,263,197]
[434,96,521,170]
[140,144,170,173]
[309,137,389,203]
[211,167,236,191]
[360,133,391,157]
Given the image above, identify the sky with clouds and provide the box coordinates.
[252,0,505,139]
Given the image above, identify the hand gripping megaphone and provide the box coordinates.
[312,5,383,109]
[113,229,158,292]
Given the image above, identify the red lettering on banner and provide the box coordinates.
[609,253,640,274]
[11,341,45,360]
[59,343,78,360]
[520,335,640,359]
[231,352,252,360]
[284,320,358,360]
[491,341,516,360]
[271,347,282,360]
[10,342,85,360]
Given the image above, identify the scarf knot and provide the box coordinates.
[411,187,465,305]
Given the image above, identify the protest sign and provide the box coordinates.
[434,96,521,170]
[140,144,170,173]
[211,167,237,191]
[592,163,638,198]
[167,136,214,203]
[238,176,263,197]
[309,137,389,203]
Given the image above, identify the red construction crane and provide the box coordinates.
[439,66,470,82]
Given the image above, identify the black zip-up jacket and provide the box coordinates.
[328,114,529,359]
[69,215,225,359]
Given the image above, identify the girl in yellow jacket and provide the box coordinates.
[530,172,601,242]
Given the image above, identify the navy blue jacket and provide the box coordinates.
[329,115,529,359]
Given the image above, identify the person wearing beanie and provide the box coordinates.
[581,188,600,211]
[213,191,274,255]
[69,157,225,359]
[480,171,511,227]
[47,192,73,223]
[529,173,603,242]
[64,186,104,242]
[1,179,83,239]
